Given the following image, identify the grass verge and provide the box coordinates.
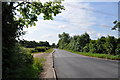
[32,57,46,77]
[64,49,120,60]
[33,57,46,71]
[33,48,53,54]
[44,48,53,53]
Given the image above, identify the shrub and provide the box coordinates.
[33,57,46,72]
[115,44,120,55]
[34,47,50,52]
[83,44,89,52]
[4,46,40,78]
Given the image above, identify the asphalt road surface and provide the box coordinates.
[53,49,119,78]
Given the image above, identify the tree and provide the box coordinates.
[89,40,98,53]
[112,20,120,30]
[104,36,117,55]
[3,1,64,78]
[57,32,91,52]
[112,20,120,37]
[78,32,90,52]
[51,43,56,48]
[83,44,89,52]
[115,38,120,55]
[112,20,120,55]
[38,41,50,47]
[95,36,106,53]
[67,33,90,52]
[58,32,70,49]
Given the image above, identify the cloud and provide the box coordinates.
[99,24,112,28]
[22,2,97,43]
[58,25,67,29]
[40,33,59,44]
[59,2,96,30]
[41,34,54,39]
[22,2,117,44]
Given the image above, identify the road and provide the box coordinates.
[53,49,119,78]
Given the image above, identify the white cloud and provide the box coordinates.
[99,24,112,28]
[58,25,67,29]
[22,2,97,44]
[22,2,117,44]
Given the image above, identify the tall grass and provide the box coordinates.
[16,47,46,78]
[26,47,53,54]
[33,57,46,72]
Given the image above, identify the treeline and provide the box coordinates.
[19,40,57,48]
[19,40,57,53]
[19,40,50,48]
[58,32,120,55]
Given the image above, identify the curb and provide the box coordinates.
[51,50,58,80]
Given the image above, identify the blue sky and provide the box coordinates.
[21,1,119,44]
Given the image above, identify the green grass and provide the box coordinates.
[25,47,53,54]
[33,48,53,54]
[33,57,46,71]
[24,48,35,53]
[27,48,47,78]
[64,49,120,60]
[32,57,46,78]
[10,47,45,78]
[44,48,53,53]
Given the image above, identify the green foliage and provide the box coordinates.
[45,48,54,53]
[95,36,106,53]
[3,1,64,78]
[3,45,41,78]
[115,38,120,55]
[14,1,65,28]
[115,44,120,55]
[25,48,35,53]
[35,47,50,52]
[19,40,50,48]
[3,45,47,78]
[58,32,70,49]
[104,36,116,55]
[83,44,89,52]
[33,57,46,73]
[57,32,119,57]
[89,40,97,53]
[51,43,56,48]
[58,32,90,52]
[28,46,53,53]
[112,20,120,30]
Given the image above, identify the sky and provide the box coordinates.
[21,1,119,45]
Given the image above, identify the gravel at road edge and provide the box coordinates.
[40,50,56,79]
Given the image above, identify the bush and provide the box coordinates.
[89,40,98,53]
[33,57,46,72]
[83,44,89,52]
[34,47,50,52]
[115,44,120,55]
[4,46,48,78]
[3,45,41,78]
